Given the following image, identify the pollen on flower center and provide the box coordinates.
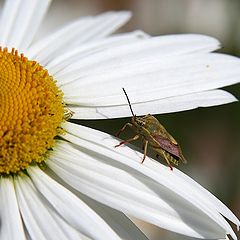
[0,47,64,175]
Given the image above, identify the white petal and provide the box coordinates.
[16,0,51,52]
[27,166,122,240]
[55,34,220,84]
[0,0,51,52]
[0,177,25,240]
[48,123,239,239]
[64,122,240,233]
[47,30,149,76]
[173,168,240,232]
[62,53,240,107]
[26,11,131,65]
[63,122,240,230]
[49,210,91,240]
[59,11,132,53]
[0,0,21,46]
[74,191,148,240]
[71,11,132,42]
[14,175,76,240]
[69,90,237,119]
[48,140,229,239]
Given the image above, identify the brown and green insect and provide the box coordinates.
[115,88,187,170]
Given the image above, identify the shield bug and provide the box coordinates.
[115,88,187,170]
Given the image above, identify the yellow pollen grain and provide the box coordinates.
[0,47,64,175]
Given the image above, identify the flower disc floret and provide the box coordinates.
[0,47,64,174]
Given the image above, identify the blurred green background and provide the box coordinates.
[37,0,240,239]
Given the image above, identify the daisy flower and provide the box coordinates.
[0,0,239,240]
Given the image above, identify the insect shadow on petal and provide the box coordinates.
[114,88,187,171]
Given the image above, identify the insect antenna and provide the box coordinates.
[122,88,135,117]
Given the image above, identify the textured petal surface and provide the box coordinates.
[61,53,240,107]
[15,175,74,240]
[0,177,25,240]
[52,34,220,85]
[71,191,148,240]
[26,11,131,65]
[0,0,51,52]
[45,210,91,240]
[27,166,123,240]
[46,122,239,239]
[69,89,237,119]
[47,30,149,76]
[0,0,21,46]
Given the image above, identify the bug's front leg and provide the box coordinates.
[141,140,148,164]
[115,123,133,137]
[114,134,140,148]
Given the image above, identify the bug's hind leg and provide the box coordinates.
[162,151,174,171]
[141,140,148,164]
[114,134,139,148]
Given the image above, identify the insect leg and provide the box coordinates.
[141,140,148,164]
[114,134,140,148]
[115,123,133,137]
[162,150,173,171]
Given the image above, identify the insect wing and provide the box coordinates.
[152,135,183,159]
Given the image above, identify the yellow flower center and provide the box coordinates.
[0,47,64,175]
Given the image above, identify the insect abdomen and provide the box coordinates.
[164,151,179,166]
[152,147,179,166]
